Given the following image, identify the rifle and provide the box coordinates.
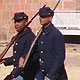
[23,0,60,67]
[0,36,18,61]
[0,5,46,61]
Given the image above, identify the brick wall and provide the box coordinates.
[0,0,77,41]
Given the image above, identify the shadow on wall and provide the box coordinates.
[64,35,80,44]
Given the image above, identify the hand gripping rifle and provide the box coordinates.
[0,5,46,61]
[23,0,60,68]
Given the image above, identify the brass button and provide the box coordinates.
[14,51,16,53]
[42,69,44,72]
[14,67,16,68]
[39,59,43,63]
[39,59,41,62]
[41,60,43,63]
[13,59,16,61]
[41,51,43,53]
[41,41,44,44]
[39,59,41,65]
[43,33,45,35]
[24,16,26,18]
[15,43,18,45]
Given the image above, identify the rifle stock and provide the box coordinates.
[23,28,42,67]
[0,35,18,61]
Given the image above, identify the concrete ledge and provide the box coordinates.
[59,29,80,35]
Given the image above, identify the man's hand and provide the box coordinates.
[0,60,5,64]
[44,77,51,80]
[18,57,24,68]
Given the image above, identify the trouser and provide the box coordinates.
[34,71,68,80]
[13,75,23,80]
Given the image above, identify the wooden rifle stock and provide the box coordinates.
[23,28,42,67]
[0,35,18,61]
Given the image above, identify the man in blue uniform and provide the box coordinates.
[34,7,68,80]
[0,12,39,80]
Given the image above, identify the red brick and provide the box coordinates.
[3,19,8,26]
[20,0,25,3]
[68,27,79,29]
[3,0,10,3]
[27,0,33,3]
[64,2,76,10]
[0,20,4,26]
[20,4,25,10]
[9,25,16,33]
[9,0,15,3]
[2,11,9,20]
[6,4,14,10]
[33,0,39,3]
[0,33,7,41]
[27,11,33,18]
[25,3,31,10]
[14,0,20,3]
[30,3,38,11]
[0,4,6,10]
[0,0,78,41]
[7,19,12,25]
[0,0,3,4]
[40,1,49,8]
[14,4,20,10]
[0,11,9,26]
[0,26,1,33]
[0,11,1,18]
[0,19,2,26]
[9,11,14,19]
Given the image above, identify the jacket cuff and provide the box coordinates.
[47,74,56,80]
[4,57,13,66]
[11,67,24,78]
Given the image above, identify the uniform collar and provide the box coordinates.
[42,23,54,35]
[18,27,31,38]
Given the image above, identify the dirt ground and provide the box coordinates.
[0,43,80,80]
